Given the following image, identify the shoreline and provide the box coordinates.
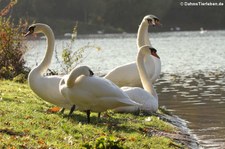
[156,107,201,148]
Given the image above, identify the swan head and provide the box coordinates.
[139,45,160,59]
[61,66,94,89]
[149,47,160,59]
[25,23,51,36]
[89,69,94,76]
[76,66,94,77]
[143,15,161,27]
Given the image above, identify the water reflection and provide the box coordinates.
[157,71,225,148]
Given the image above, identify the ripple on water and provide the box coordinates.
[182,94,198,98]
[157,71,225,148]
[211,99,222,102]
[181,100,202,103]
[192,102,206,105]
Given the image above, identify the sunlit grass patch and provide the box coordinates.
[0,80,185,148]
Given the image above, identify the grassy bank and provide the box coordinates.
[0,80,188,148]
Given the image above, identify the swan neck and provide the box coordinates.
[137,22,152,48]
[137,49,155,97]
[37,27,55,75]
[66,67,89,88]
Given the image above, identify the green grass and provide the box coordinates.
[0,80,184,148]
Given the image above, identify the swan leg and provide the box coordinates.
[86,110,91,123]
[60,108,65,114]
[98,112,101,121]
[134,107,140,115]
[69,105,76,117]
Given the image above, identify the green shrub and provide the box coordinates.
[55,23,101,74]
[0,17,29,80]
[13,73,27,83]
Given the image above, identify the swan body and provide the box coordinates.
[59,66,140,122]
[114,45,158,113]
[25,23,72,110]
[104,15,161,87]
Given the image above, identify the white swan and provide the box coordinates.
[114,45,158,113]
[25,23,72,111]
[59,65,141,123]
[104,15,161,87]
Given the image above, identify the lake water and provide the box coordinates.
[26,31,225,148]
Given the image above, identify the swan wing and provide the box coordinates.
[122,87,154,105]
[115,87,158,113]
[29,74,72,109]
[60,75,140,112]
[105,56,157,87]
[104,62,141,87]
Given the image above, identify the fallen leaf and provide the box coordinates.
[129,137,136,141]
[100,133,106,136]
[24,116,33,119]
[19,144,29,149]
[23,129,30,133]
[38,139,46,145]
[8,146,16,149]
[47,107,61,113]
[22,136,31,143]
[119,137,126,141]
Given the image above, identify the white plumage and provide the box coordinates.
[114,45,159,113]
[59,66,141,123]
[25,23,72,110]
[104,15,161,87]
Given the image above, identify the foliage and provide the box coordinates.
[0,0,29,80]
[0,80,185,149]
[0,0,17,17]
[13,73,27,83]
[55,23,101,74]
[0,16,29,80]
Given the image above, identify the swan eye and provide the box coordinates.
[28,26,36,34]
[89,70,94,76]
[25,26,36,36]
[149,47,157,53]
[147,19,152,23]
[155,18,160,23]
